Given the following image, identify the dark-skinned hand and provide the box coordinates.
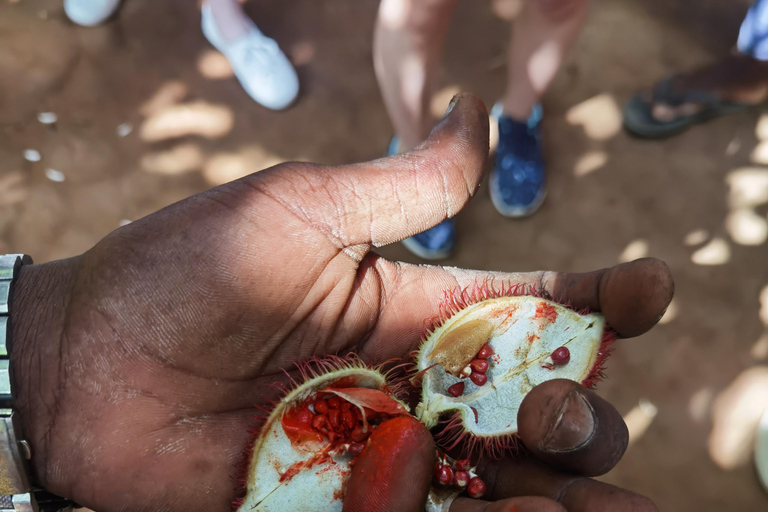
[9,94,672,512]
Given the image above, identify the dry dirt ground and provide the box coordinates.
[2,0,768,510]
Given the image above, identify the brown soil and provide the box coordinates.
[2,0,767,510]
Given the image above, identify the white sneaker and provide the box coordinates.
[201,3,299,110]
[64,0,121,27]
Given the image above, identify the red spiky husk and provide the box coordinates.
[231,354,406,509]
[417,278,617,459]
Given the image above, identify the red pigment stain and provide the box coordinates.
[534,302,558,323]
[282,405,326,445]
[279,448,333,483]
[333,484,346,501]
[492,354,501,365]
[470,407,479,423]
[526,332,540,344]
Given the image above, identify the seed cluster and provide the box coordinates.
[432,452,486,498]
[287,394,391,458]
[447,343,494,397]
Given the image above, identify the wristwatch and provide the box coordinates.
[0,255,74,512]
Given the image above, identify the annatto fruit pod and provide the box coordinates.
[235,357,410,512]
[414,283,614,457]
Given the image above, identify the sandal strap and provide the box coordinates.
[652,77,721,108]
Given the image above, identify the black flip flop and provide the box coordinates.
[623,77,750,139]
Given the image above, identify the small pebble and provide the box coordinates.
[37,112,58,125]
[23,149,41,162]
[45,169,65,182]
[116,123,133,137]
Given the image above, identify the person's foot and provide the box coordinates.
[389,136,457,260]
[624,54,768,138]
[201,3,299,110]
[64,0,121,26]
[489,103,546,218]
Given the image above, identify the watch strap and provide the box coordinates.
[0,255,74,511]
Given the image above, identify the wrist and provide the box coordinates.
[9,258,80,491]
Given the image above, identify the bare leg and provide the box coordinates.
[207,0,251,43]
[374,0,459,152]
[503,0,589,120]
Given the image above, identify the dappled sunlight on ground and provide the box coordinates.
[565,93,622,141]
[573,149,607,177]
[684,228,710,246]
[197,49,235,80]
[491,0,523,22]
[688,387,714,424]
[202,146,284,186]
[141,143,205,175]
[657,298,678,325]
[691,237,731,266]
[139,80,190,117]
[624,399,658,446]
[709,367,768,470]
[618,238,648,263]
[140,101,235,142]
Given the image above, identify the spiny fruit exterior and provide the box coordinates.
[414,285,614,457]
[237,282,615,511]
[235,357,409,512]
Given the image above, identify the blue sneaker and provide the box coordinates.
[490,103,547,218]
[388,136,456,260]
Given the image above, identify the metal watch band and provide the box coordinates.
[0,255,74,512]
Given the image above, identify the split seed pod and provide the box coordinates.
[415,286,614,456]
[236,358,409,512]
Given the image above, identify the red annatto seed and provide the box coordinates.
[329,409,342,428]
[454,470,469,488]
[342,410,356,429]
[469,372,487,386]
[348,442,366,457]
[469,359,489,374]
[314,400,329,415]
[551,346,570,365]
[447,382,465,397]
[312,415,327,430]
[433,463,443,483]
[455,459,470,471]
[296,407,314,424]
[328,396,342,409]
[351,425,369,442]
[467,477,486,498]
[476,344,493,359]
[437,465,454,486]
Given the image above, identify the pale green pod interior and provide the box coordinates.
[415,296,605,438]
[238,367,388,512]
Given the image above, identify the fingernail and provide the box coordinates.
[542,389,595,452]
[442,94,460,118]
